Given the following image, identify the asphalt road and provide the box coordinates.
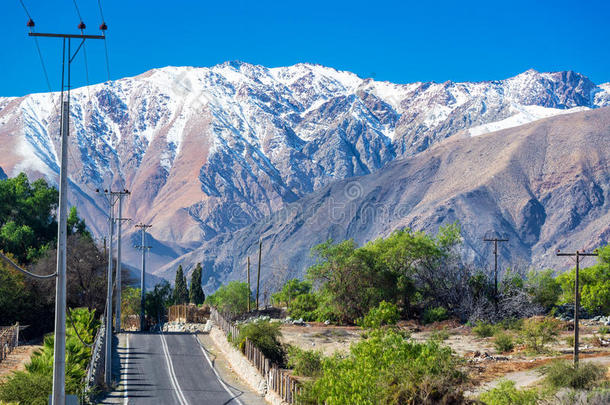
[103,332,245,405]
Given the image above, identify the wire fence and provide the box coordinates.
[83,315,106,400]
[210,308,302,404]
[0,323,19,364]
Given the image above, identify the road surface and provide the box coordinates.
[102,332,247,404]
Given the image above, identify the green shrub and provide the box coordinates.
[564,335,575,347]
[498,317,524,331]
[357,301,399,329]
[0,308,98,404]
[286,346,323,377]
[430,328,451,341]
[479,380,539,405]
[287,293,318,321]
[422,306,449,324]
[542,360,606,390]
[235,320,285,366]
[598,326,610,335]
[520,316,561,353]
[0,371,53,405]
[473,321,497,338]
[303,329,467,404]
[494,331,515,353]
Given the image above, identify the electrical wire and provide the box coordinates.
[34,38,53,92]
[18,0,53,92]
[97,0,111,82]
[0,250,57,279]
[18,0,31,19]
[71,0,83,21]
[66,307,95,347]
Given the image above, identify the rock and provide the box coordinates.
[324,320,330,325]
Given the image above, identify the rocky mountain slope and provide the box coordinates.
[0,63,608,272]
[158,107,610,293]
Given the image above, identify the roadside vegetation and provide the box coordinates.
[225,223,610,404]
[0,308,99,405]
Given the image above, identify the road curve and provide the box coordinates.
[102,332,244,404]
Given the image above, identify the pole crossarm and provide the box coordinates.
[29,32,105,39]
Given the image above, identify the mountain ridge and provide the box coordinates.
[0,63,608,276]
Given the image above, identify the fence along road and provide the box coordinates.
[101,332,244,404]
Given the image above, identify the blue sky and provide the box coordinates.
[2,0,609,96]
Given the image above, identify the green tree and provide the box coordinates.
[0,173,58,263]
[526,269,561,311]
[556,245,610,314]
[189,263,205,305]
[272,278,311,305]
[173,265,189,304]
[121,287,141,324]
[145,281,173,324]
[206,281,251,316]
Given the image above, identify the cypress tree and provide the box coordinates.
[189,263,205,305]
[174,265,189,304]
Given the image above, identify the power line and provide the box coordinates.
[0,250,57,279]
[18,1,52,91]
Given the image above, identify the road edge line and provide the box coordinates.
[195,334,245,405]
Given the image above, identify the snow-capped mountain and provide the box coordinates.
[0,63,608,271]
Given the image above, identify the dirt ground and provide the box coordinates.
[280,323,362,356]
[0,345,40,381]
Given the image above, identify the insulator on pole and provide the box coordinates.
[27,19,35,28]
[99,22,108,31]
[78,21,86,30]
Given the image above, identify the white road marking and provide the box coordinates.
[195,335,245,405]
[123,334,130,405]
[160,332,189,405]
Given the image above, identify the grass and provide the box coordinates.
[541,360,606,390]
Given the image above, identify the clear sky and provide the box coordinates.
[2,0,609,97]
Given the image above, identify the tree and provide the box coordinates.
[272,278,311,306]
[121,287,141,325]
[0,173,58,263]
[174,265,189,304]
[206,281,251,316]
[145,281,173,324]
[189,263,205,305]
[556,245,610,314]
[526,269,561,311]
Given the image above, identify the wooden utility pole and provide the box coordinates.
[556,249,598,365]
[256,239,262,310]
[247,256,251,312]
[483,236,508,307]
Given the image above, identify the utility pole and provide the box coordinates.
[28,22,105,405]
[256,239,262,311]
[97,189,124,385]
[135,223,152,332]
[247,256,251,312]
[114,191,131,332]
[483,235,508,307]
[556,249,598,365]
